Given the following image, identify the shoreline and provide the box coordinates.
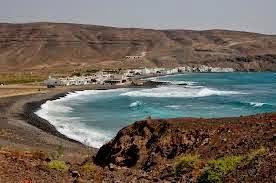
[21,85,137,148]
[20,73,173,146]
[22,77,183,148]
[1,73,275,151]
[0,84,138,151]
[23,92,81,144]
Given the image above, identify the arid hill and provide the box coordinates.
[1,22,276,74]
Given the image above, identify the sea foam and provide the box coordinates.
[129,101,143,108]
[147,76,197,86]
[249,102,266,107]
[120,86,244,98]
[165,105,182,109]
[35,88,128,148]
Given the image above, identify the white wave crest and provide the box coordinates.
[129,101,143,108]
[146,74,195,86]
[249,102,265,107]
[38,111,113,148]
[36,106,113,148]
[40,101,73,113]
[165,105,182,109]
[35,89,128,148]
[163,80,197,86]
[58,88,129,101]
[146,74,188,80]
[120,86,245,98]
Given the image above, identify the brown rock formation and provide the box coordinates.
[95,114,276,182]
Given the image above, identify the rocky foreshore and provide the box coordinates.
[94,114,276,182]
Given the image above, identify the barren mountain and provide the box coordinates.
[1,22,276,74]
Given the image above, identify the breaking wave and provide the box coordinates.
[231,101,274,108]
[145,74,187,81]
[146,74,196,86]
[249,102,265,107]
[34,72,276,149]
[164,80,198,86]
[120,86,245,98]
[165,105,182,109]
[129,101,143,108]
[35,89,128,148]
[247,102,274,108]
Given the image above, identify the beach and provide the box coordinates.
[0,84,130,151]
[0,75,170,153]
[0,87,85,153]
[1,72,275,150]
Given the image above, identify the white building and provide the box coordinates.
[141,68,152,75]
[125,52,146,61]
[210,67,234,72]
[44,78,64,87]
[165,68,179,74]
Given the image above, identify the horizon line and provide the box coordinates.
[1,21,275,36]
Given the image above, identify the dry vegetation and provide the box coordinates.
[0,73,46,85]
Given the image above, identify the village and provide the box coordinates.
[44,65,234,88]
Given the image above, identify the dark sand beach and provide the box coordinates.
[0,84,134,151]
[0,78,166,153]
[0,87,87,153]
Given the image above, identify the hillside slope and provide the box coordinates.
[1,22,276,73]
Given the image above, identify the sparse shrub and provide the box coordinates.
[174,154,200,176]
[49,151,60,160]
[57,145,64,157]
[32,150,48,160]
[47,160,68,172]
[48,145,65,160]
[0,73,46,84]
[246,146,267,161]
[81,163,97,174]
[198,155,243,183]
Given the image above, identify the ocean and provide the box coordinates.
[35,72,276,148]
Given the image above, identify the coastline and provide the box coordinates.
[27,85,137,143]
[0,73,275,151]
[0,90,86,152]
[23,77,179,148]
[0,83,156,151]
[0,85,119,151]
[1,86,276,183]
[23,92,81,143]
[1,78,276,182]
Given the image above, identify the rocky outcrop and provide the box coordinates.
[95,114,276,182]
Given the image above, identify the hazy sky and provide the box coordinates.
[1,0,276,34]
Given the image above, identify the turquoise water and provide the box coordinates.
[36,72,276,147]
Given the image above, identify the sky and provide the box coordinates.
[0,0,276,34]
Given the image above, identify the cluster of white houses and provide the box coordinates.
[45,72,128,87]
[45,65,234,87]
[127,65,234,76]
